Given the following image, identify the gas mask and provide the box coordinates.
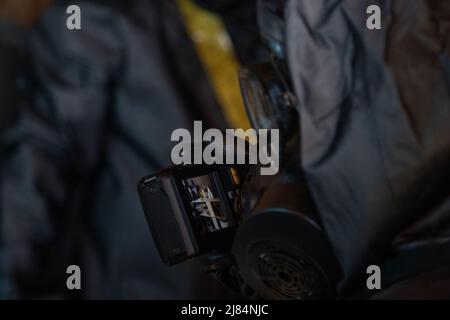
[138,0,341,299]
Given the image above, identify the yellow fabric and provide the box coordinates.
[177,0,250,130]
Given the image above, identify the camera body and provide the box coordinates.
[138,164,247,266]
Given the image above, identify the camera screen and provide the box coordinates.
[181,174,232,235]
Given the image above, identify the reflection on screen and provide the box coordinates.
[182,175,231,235]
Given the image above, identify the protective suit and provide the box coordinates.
[1,0,237,298]
[286,0,450,293]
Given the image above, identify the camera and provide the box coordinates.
[138,164,247,266]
